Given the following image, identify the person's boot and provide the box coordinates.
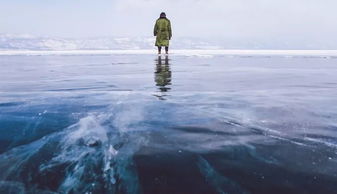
[158,47,162,55]
[165,47,169,55]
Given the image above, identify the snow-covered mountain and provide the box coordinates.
[0,34,224,50]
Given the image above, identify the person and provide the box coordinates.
[153,12,172,55]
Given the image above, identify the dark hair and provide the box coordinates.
[160,12,166,18]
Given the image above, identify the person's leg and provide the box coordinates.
[158,46,162,54]
[165,46,169,54]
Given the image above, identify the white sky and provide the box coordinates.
[1,0,337,47]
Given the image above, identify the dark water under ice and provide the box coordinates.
[0,54,337,194]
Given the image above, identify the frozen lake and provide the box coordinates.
[0,53,337,193]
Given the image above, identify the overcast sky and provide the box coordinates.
[1,0,337,48]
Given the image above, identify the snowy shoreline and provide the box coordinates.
[0,49,337,57]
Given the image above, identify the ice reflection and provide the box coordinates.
[154,56,171,100]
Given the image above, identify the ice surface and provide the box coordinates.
[0,54,337,193]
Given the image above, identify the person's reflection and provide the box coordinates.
[154,56,171,100]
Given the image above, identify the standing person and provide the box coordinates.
[154,12,172,55]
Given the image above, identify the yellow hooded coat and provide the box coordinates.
[154,18,172,47]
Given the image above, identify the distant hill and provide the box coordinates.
[1,34,333,50]
[0,34,224,50]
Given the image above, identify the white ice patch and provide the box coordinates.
[66,115,108,145]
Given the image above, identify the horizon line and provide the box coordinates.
[0,49,337,57]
